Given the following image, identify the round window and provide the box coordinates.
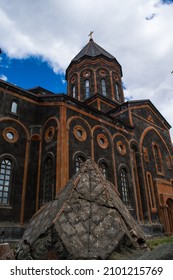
[116,141,126,155]
[7,132,14,140]
[114,74,119,81]
[3,127,18,143]
[71,76,76,83]
[97,134,109,149]
[99,69,106,76]
[45,126,55,143]
[73,125,87,142]
[83,70,90,78]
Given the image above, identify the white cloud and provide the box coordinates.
[0,74,8,81]
[0,0,173,136]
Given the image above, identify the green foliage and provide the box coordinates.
[146,236,173,250]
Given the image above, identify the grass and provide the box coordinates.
[146,235,173,250]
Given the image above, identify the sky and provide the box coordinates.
[0,0,173,136]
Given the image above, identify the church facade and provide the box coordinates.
[0,38,173,240]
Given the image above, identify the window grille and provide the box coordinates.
[0,159,12,205]
[120,168,130,206]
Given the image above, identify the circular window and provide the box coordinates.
[116,141,126,155]
[7,132,14,140]
[3,127,19,143]
[45,126,55,143]
[114,74,119,81]
[73,125,87,142]
[97,134,109,149]
[71,76,76,83]
[99,69,106,76]
[83,70,90,78]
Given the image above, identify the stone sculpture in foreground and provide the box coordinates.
[16,158,146,259]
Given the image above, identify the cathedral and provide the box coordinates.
[0,37,173,241]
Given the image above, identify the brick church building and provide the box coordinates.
[0,37,173,240]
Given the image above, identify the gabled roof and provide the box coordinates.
[108,99,171,129]
[28,86,54,95]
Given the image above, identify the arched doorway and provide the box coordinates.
[167,198,173,233]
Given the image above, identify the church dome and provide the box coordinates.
[66,37,124,106]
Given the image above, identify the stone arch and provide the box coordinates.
[97,157,110,179]
[118,164,131,207]
[73,151,87,173]
[92,125,115,184]
[66,116,92,132]
[113,133,130,155]
[95,66,111,97]
[67,117,91,178]
[140,126,171,157]
[67,71,79,98]
[0,117,30,224]
[42,117,59,135]
[92,124,112,140]
[92,124,113,154]
[0,117,29,140]
[0,154,17,206]
[80,68,95,100]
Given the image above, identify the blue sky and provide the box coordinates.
[0,0,173,135]
[0,53,66,93]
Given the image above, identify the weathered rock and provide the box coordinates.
[0,243,15,260]
[16,158,146,260]
[138,242,173,260]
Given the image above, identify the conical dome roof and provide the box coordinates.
[66,38,122,77]
[72,38,116,62]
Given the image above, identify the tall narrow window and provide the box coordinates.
[72,85,76,98]
[44,156,54,203]
[75,155,85,172]
[11,101,18,114]
[115,83,120,101]
[101,79,106,96]
[85,80,90,98]
[0,159,12,205]
[153,144,163,173]
[120,168,130,206]
[99,162,108,179]
[146,172,156,210]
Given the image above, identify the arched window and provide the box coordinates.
[75,155,85,172]
[101,79,106,96]
[72,85,76,98]
[43,156,54,203]
[99,162,108,179]
[153,144,163,174]
[11,101,18,114]
[146,172,156,211]
[85,80,90,98]
[120,168,130,206]
[0,159,12,205]
[115,83,120,101]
